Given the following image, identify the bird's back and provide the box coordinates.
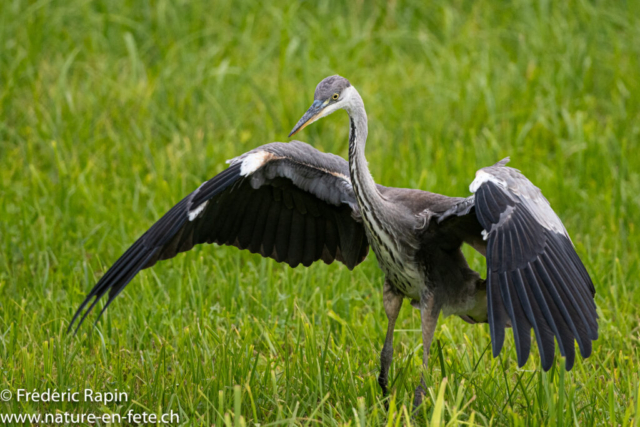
[377,186,467,217]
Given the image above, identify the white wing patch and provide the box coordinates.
[238,151,274,176]
[188,200,208,221]
[470,170,506,193]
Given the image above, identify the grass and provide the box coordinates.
[1,0,640,425]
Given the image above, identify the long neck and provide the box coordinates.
[345,89,386,211]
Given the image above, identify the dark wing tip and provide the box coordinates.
[68,242,161,334]
[69,164,244,333]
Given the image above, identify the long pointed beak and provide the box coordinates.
[288,100,325,137]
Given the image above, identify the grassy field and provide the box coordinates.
[1,0,640,425]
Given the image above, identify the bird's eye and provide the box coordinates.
[332,93,339,100]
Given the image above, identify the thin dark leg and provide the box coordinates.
[413,293,441,410]
[378,279,403,402]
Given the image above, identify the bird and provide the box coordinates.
[70,75,598,408]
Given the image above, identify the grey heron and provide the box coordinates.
[70,75,598,407]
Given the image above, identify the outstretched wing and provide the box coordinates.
[70,141,369,332]
[439,158,598,371]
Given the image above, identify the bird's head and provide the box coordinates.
[289,75,354,137]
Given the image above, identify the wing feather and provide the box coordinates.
[275,202,293,262]
[302,215,317,267]
[288,210,305,267]
[499,271,532,367]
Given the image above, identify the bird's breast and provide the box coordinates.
[366,229,424,300]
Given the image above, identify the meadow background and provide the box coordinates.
[1,0,639,425]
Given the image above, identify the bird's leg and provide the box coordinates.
[413,293,442,410]
[378,279,403,402]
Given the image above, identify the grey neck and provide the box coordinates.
[345,89,386,211]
